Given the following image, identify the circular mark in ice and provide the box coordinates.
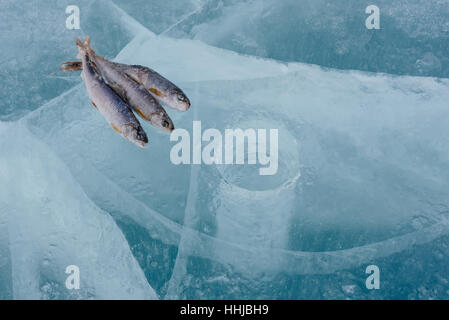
[210,119,301,270]
[215,118,300,191]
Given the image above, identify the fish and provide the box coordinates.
[61,60,191,112]
[77,37,175,133]
[114,63,191,112]
[75,37,148,148]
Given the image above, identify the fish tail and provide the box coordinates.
[60,61,82,71]
[83,36,91,49]
[75,37,86,59]
[75,36,95,58]
[82,36,96,56]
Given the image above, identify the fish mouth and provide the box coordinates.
[135,139,148,148]
[158,124,174,134]
[176,100,190,111]
[134,126,148,147]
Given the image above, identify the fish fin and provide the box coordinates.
[133,106,151,121]
[110,123,122,135]
[90,101,97,109]
[60,61,82,71]
[149,88,165,97]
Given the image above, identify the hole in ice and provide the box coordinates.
[214,119,300,191]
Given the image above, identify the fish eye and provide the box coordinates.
[162,120,170,128]
[177,94,186,102]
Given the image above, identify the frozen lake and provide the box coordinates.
[1,0,449,299]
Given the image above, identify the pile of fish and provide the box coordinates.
[61,36,190,148]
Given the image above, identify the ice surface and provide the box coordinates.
[165,0,449,78]
[0,0,137,121]
[17,22,449,298]
[111,0,204,35]
[0,122,157,299]
[2,0,449,299]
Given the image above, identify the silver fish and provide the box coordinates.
[114,63,191,112]
[76,38,175,133]
[76,38,148,148]
[61,60,191,112]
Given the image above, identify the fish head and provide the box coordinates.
[167,88,191,111]
[123,124,148,148]
[150,111,175,133]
